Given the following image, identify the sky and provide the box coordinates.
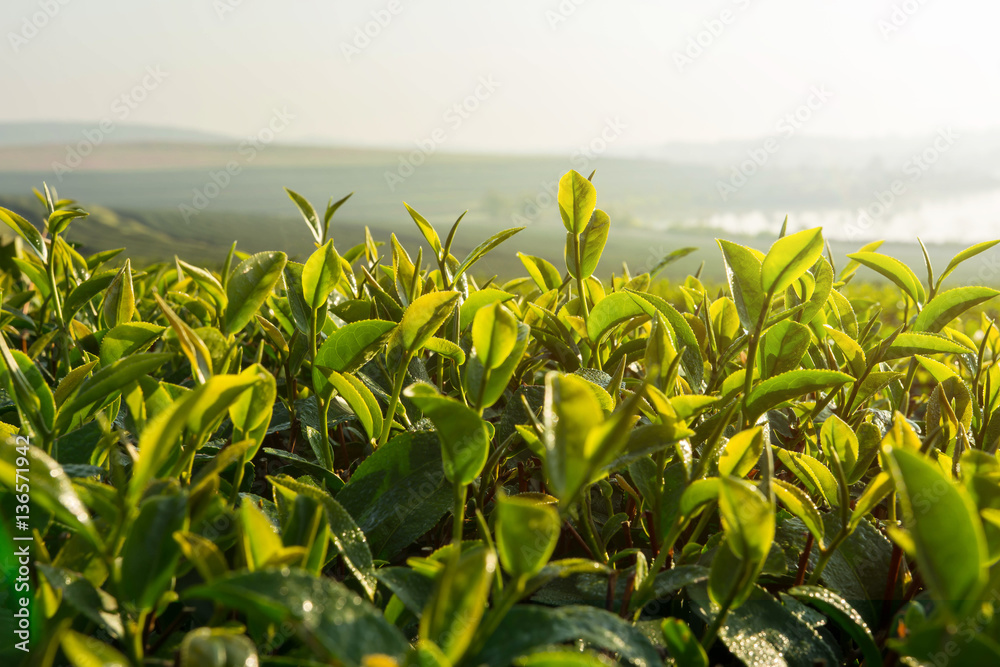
[2,0,1000,153]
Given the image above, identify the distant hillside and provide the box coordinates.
[0,193,993,290]
[0,122,232,147]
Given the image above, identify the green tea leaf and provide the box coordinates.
[884,332,974,360]
[64,270,117,320]
[184,568,408,664]
[820,414,859,477]
[586,292,646,344]
[772,479,825,547]
[574,209,610,279]
[688,583,838,667]
[155,293,213,384]
[913,286,1000,333]
[399,291,461,354]
[557,170,597,235]
[228,363,276,449]
[61,630,129,667]
[758,320,811,378]
[718,427,763,478]
[847,251,925,304]
[761,227,824,296]
[120,491,188,611]
[0,337,55,438]
[744,369,853,422]
[717,239,765,331]
[472,302,518,370]
[98,322,165,366]
[718,476,774,566]
[337,432,452,559]
[404,383,490,485]
[787,586,882,666]
[518,253,563,292]
[285,187,322,243]
[937,240,1000,288]
[776,449,841,507]
[886,447,987,618]
[660,618,708,667]
[459,288,516,330]
[315,319,395,373]
[269,474,378,600]
[404,202,443,256]
[224,251,287,335]
[177,258,228,311]
[0,443,99,546]
[174,531,229,583]
[421,547,497,662]
[543,372,605,505]
[453,227,524,281]
[495,494,561,576]
[0,206,47,261]
[56,352,174,433]
[464,321,530,411]
[475,604,660,667]
[101,259,134,328]
[302,240,342,311]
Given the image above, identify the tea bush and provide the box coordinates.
[2,171,1000,666]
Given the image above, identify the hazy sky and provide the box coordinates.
[3,0,1000,152]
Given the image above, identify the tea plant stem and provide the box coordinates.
[377,350,413,446]
[700,596,733,651]
[683,504,715,553]
[580,490,608,563]
[838,362,873,419]
[308,313,335,468]
[475,434,517,510]
[46,241,65,329]
[317,398,334,469]
[741,295,774,427]
[474,367,491,415]
[794,532,815,586]
[571,234,604,371]
[806,529,849,585]
[230,458,247,502]
[468,574,527,658]
[125,610,148,664]
[573,233,590,324]
[630,515,689,617]
[898,358,919,416]
[45,245,73,371]
[453,482,467,546]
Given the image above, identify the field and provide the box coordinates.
[0,139,996,287]
[2,169,1000,666]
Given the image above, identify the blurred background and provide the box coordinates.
[2,0,999,281]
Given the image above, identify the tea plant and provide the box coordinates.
[2,172,1000,666]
